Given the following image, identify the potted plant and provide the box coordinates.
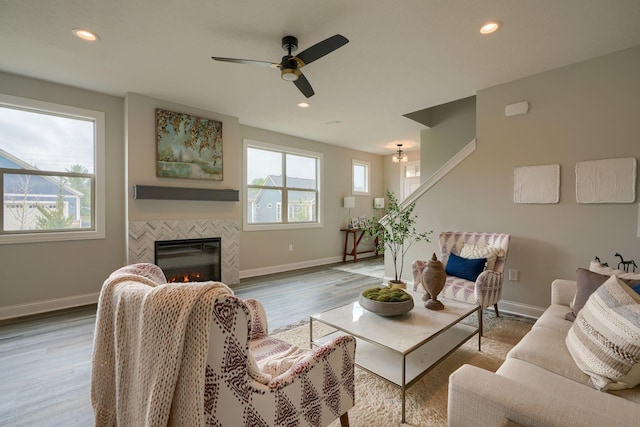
[363,191,432,288]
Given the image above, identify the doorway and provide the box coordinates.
[400,161,421,202]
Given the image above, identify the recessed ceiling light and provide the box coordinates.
[297,102,310,108]
[72,28,100,41]
[480,21,501,35]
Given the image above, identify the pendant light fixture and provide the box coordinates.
[392,144,408,163]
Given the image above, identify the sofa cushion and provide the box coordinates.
[507,326,592,386]
[566,275,640,391]
[247,350,272,384]
[441,275,476,304]
[460,244,502,271]
[497,358,640,407]
[532,304,573,334]
[445,252,486,282]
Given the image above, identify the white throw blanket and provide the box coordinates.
[91,271,232,426]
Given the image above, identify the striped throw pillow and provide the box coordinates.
[566,275,640,391]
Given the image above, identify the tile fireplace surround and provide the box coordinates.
[128,219,239,284]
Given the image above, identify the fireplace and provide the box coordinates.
[154,237,221,283]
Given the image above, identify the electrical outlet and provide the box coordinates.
[288,244,293,252]
[509,269,519,281]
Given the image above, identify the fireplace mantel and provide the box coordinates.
[133,185,239,201]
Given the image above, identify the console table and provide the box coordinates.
[341,228,378,262]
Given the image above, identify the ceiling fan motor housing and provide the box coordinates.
[280,56,299,81]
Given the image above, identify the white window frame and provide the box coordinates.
[352,159,370,195]
[243,139,323,231]
[0,94,105,244]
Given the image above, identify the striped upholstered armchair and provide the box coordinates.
[413,231,510,321]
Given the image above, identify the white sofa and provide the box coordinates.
[448,279,640,427]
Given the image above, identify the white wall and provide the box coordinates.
[402,46,640,314]
[0,71,125,317]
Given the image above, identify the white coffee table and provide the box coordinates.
[310,289,480,423]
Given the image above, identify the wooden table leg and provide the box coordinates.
[343,230,349,262]
[352,231,358,262]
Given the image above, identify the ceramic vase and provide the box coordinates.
[422,253,446,310]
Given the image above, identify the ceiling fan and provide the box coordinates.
[212,34,349,98]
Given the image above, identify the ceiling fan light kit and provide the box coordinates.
[212,34,349,98]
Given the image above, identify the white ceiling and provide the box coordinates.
[1,1,640,155]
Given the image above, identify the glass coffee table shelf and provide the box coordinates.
[310,290,480,424]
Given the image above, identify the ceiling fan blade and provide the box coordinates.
[295,34,349,67]
[293,73,315,98]
[211,57,279,68]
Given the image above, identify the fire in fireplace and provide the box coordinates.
[154,237,221,283]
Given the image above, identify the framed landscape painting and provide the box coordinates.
[156,109,223,180]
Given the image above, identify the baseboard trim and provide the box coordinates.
[490,299,545,320]
[0,293,99,321]
[239,256,347,279]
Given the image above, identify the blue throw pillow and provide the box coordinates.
[632,282,640,295]
[445,253,487,282]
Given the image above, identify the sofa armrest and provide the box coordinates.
[448,364,630,427]
[551,279,576,306]
[476,270,503,290]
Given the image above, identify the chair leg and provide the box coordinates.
[340,412,350,427]
[494,303,500,318]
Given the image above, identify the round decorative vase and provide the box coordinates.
[422,253,446,310]
[358,288,414,317]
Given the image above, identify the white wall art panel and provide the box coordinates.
[514,164,560,204]
[576,157,637,203]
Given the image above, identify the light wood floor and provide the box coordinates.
[0,257,383,426]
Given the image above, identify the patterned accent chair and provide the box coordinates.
[207,296,355,427]
[413,231,510,326]
[95,263,355,427]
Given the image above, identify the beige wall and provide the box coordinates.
[420,96,476,179]
[6,46,638,318]
[125,93,241,221]
[383,150,421,198]
[0,84,385,316]
[404,46,640,313]
[125,94,385,276]
[0,71,126,313]
[239,126,384,275]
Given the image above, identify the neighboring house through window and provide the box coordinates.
[244,139,322,230]
[0,94,105,244]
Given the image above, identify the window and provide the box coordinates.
[405,164,421,178]
[352,159,370,195]
[244,139,321,230]
[0,94,105,244]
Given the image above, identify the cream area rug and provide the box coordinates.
[273,313,533,427]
